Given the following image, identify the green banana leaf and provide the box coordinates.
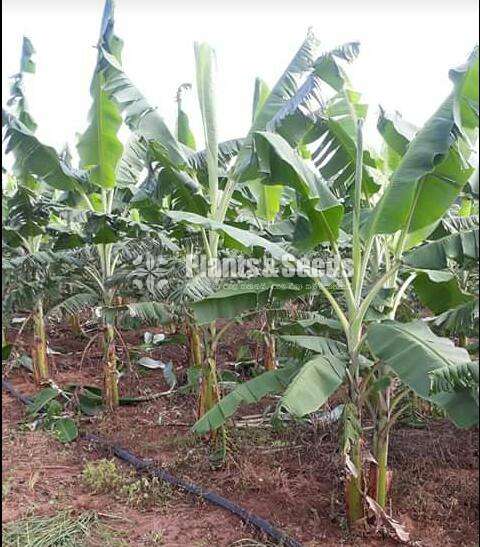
[367,320,478,428]
[193,364,299,434]
[280,355,346,416]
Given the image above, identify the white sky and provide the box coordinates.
[2,0,479,156]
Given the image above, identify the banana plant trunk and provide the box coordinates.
[264,331,277,371]
[198,323,220,420]
[32,299,49,383]
[103,323,119,410]
[345,336,365,526]
[371,386,392,508]
[187,320,203,370]
[345,437,364,526]
[69,314,84,337]
[374,426,391,508]
[263,314,277,371]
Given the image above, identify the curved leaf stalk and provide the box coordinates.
[390,273,417,319]
[32,299,49,384]
[368,185,422,507]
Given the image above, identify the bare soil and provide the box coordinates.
[2,322,479,546]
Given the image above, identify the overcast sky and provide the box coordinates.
[2,0,479,155]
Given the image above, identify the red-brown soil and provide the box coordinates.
[2,322,479,546]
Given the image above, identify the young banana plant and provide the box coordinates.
[3,37,51,383]
[3,1,170,408]
[192,45,479,528]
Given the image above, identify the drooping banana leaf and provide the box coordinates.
[282,335,349,358]
[309,115,380,196]
[99,1,187,169]
[253,131,343,248]
[2,112,86,193]
[367,320,478,427]
[187,139,244,175]
[191,277,311,324]
[3,186,55,240]
[131,165,208,218]
[115,134,147,188]
[433,298,479,336]
[281,335,372,366]
[280,354,346,416]
[404,228,479,270]
[413,271,475,315]
[124,301,170,325]
[267,41,361,145]
[192,287,267,325]
[435,212,479,239]
[266,42,380,196]
[377,107,417,159]
[165,210,295,262]
[430,361,479,396]
[314,42,360,92]
[104,66,189,168]
[449,45,479,134]
[193,364,299,434]
[49,292,100,319]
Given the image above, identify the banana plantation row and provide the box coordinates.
[2,0,479,533]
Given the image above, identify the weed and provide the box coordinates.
[119,475,172,509]
[82,459,173,510]
[144,530,166,545]
[82,458,124,494]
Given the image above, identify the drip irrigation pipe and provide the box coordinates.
[2,378,303,547]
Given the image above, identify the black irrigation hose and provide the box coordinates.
[2,378,303,547]
[2,378,33,405]
[85,433,302,547]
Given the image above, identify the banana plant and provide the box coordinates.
[2,1,169,408]
[166,34,363,416]
[99,28,331,445]
[2,37,53,383]
[192,46,479,528]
